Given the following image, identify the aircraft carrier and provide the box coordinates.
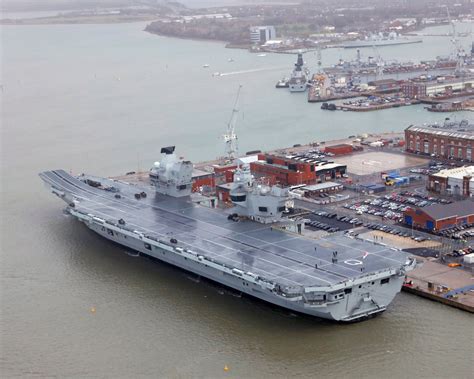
[40,146,416,322]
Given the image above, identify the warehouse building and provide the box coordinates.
[250,153,346,186]
[403,200,474,231]
[401,76,474,99]
[428,166,474,197]
[367,79,401,93]
[405,120,474,161]
[324,144,354,156]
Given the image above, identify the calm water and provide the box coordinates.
[1,21,473,378]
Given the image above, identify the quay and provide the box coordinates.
[308,86,364,103]
[425,99,474,112]
[337,99,420,112]
[403,259,474,313]
[109,130,474,315]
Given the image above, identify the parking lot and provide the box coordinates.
[305,211,361,233]
[343,190,452,222]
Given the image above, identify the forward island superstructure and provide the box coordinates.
[40,146,416,322]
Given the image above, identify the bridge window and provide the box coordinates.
[381,278,390,285]
[344,288,352,294]
[230,194,246,202]
[259,206,268,212]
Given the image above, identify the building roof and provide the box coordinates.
[368,79,398,86]
[421,200,474,221]
[192,168,214,178]
[432,166,474,180]
[406,120,474,141]
[315,162,346,171]
[236,155,259,165]
[408,76,474,87]
[302,182,343,191]
[326,143,352,149]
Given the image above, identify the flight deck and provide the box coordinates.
[40,170,409,289]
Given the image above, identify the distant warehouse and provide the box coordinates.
[403,200,474,231]
[401,76,473,98]
[405,120,474,161]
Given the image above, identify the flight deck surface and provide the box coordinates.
[40,170,408,289]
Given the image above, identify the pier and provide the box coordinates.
[403,259,474,313]
[337,99,420,112]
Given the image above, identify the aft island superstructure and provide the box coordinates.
[40,146,415,322]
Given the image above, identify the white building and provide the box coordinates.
[250,26,276,44]
[428,166,474,197]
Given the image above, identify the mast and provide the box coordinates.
[447,6,465,75]
[316,44,322,71]
[373,45,384,80]
[223,85,242,161]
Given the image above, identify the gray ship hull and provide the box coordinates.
[40,169,415,322]
[343,38,422,48]
[88,221,405,321]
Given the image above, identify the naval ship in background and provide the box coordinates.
[343,32,422,48]
[288,52,310,92]
[40,145,416,322]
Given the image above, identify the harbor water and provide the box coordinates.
[1,21,473,378]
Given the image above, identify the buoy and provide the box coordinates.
[90,307,96,313]
[224,365,229,372]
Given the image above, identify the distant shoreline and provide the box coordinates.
[0,14,160,25]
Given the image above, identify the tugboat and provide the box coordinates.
[275,78,289,88]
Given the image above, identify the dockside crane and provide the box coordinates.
[223,85,242,161]
[447,6,467,75]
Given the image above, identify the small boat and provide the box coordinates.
[228,58,234,62]
[203,64,210,68]
[275,78,289,88]
[257,53,267,57]
[212,72,221,77]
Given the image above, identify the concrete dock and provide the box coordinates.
[403,258,474,313]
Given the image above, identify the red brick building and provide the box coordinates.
[192,169,216,192]
[401,82,426,98]
[249,153,346,186]
[405,123,474,162]
[324,144,354,156]
[403,200,474,231]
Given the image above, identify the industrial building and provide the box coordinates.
[249,153,346,186]
[405,120,474,161]
[249,26,276,44]
[401,76,473,98]
[299,182,343,195]
[403,200,474,231]
[192,169,215,192]
[367,79,401,93]
[427,166,474,197]
[324,144,355,156]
